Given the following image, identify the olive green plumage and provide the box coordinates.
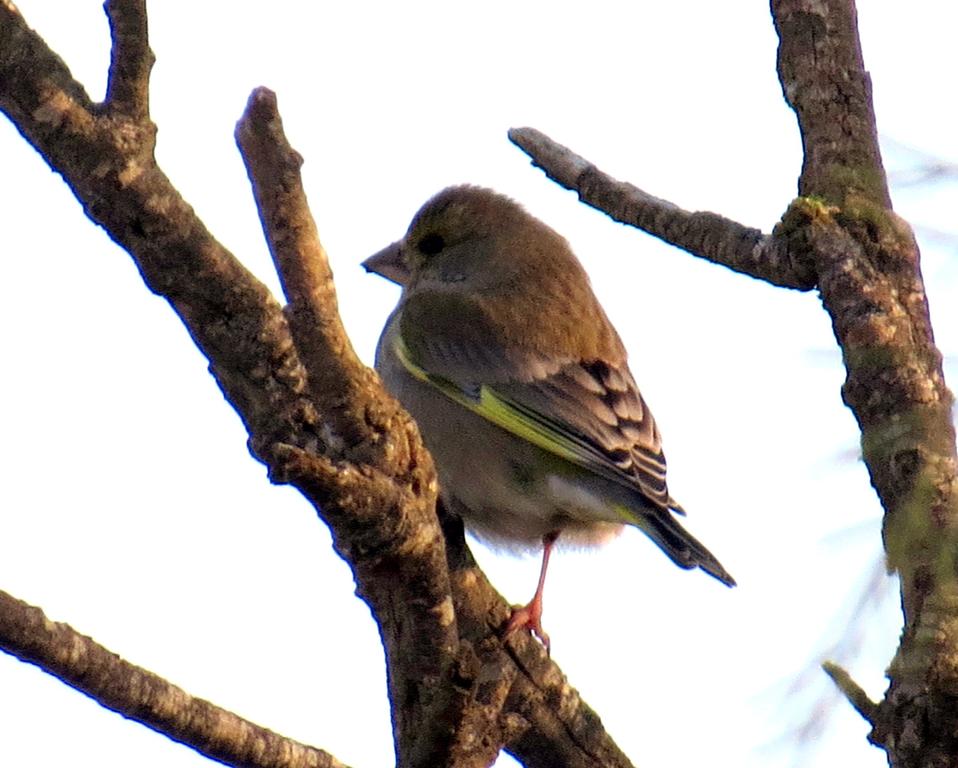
[364,185,734,589]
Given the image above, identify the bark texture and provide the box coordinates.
[0,591,346,768]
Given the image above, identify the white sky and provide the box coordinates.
[1,2,955,767]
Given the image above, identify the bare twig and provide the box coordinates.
[508,126,817,290]
[823,662,879,725]
[104,0,152,118]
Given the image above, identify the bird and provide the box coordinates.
[363,185,734,650]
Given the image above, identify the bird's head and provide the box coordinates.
[362,185,563,291]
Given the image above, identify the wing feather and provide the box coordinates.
[396,290,678,512]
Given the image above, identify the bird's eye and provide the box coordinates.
[418,233,445,256]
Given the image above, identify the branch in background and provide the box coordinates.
[883,136,958,188]
[508,126,817,290]
[0,590,348,768]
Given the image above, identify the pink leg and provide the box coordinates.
[504,531,560,652]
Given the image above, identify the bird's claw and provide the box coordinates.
[503,603,551,655]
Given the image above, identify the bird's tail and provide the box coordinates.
[625,504,736,587]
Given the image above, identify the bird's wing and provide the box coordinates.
[493,361,674,511]
[396,291,676,512]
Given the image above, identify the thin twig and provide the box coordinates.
[822,661,879,725]
[104,0,153,118]
[509,126,816,290]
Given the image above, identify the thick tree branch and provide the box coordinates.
[763,2,957,763]
[772,0,890,207]
[772,0,958,703]
[508,126,817,290]
[439,514,636,768]
[772,3,958,764]
[234,90,495,768]
[0,590,348,768]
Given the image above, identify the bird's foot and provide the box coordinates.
[503,601,551,655]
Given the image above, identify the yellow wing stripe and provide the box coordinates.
[394,336,655,526]
[393,336,582,463]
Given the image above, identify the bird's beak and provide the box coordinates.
[362,240,410,287]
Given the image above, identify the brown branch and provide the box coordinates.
[773,0,957,627]
[0,590,348,768]
[235,87,379,447]
[508,126,817,290]
[774,2,958,766]
[772,0,890,207]
[104,0,152,118]
[0,0,307,449]
[440,513,636,768]
[234,91,488,767]
[0,4,642,767]
[823,661,879,725]
[407,639,519,768]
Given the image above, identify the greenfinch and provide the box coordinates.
[364,185,733,648]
